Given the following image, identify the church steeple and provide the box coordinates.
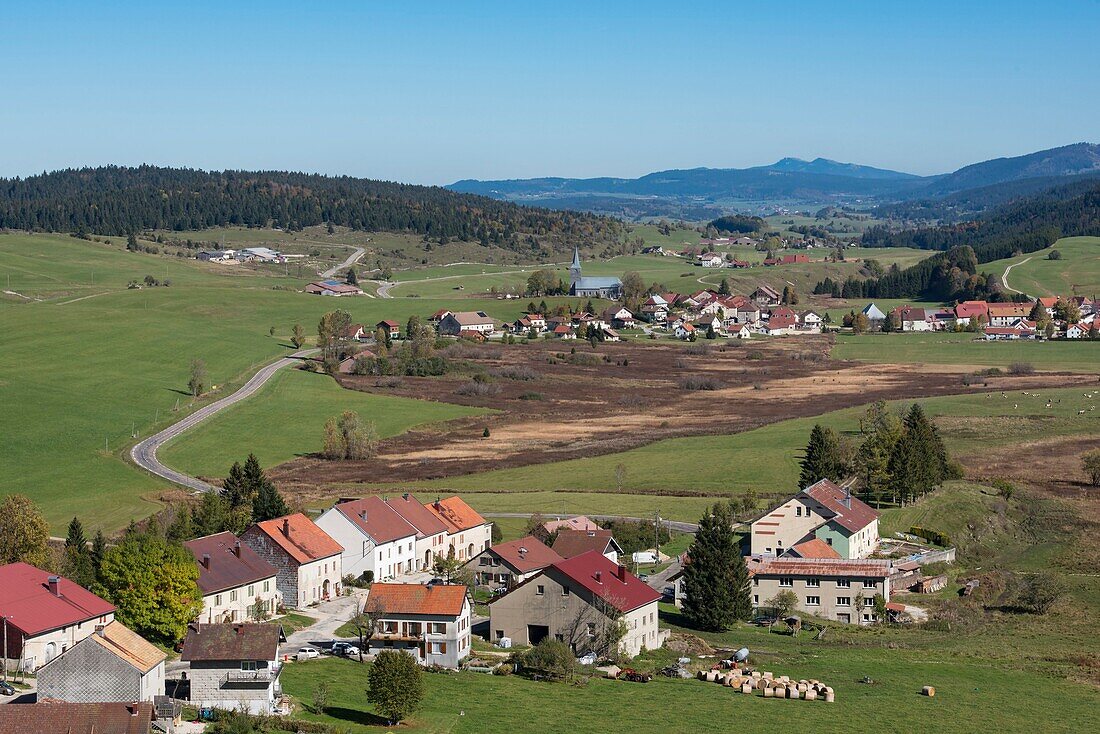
[569,247,582,287]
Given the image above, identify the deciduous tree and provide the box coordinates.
[367,649,425,724]
[0,494,52,568]
[188,359,207,397]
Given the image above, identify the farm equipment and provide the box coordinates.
[618,668,652,683]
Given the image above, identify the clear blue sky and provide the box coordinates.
[3,1,1098,184]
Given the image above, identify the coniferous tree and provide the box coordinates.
[799,424,843,487]
[252,482,291,523]
[681,503,748,631]
[221,461,249,508]
[166,504,196,543]
[90,530,108,582]
[195,491,230,536]
[718,278,731,296]
[63,517,95,587]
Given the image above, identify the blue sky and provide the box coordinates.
[2,1,1098,184]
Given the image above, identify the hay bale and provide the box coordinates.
[754,678,767,689]
[696,670,708,681]
[804,689,817,701]
[922,686,936,697]
[705,671,719,683]
[773,687,785,698]
[762,671,773,680]
[763,686,774,698]
[727,676,742,688]
[741,683,753,695]
[825,691,835,703]
[751,671,762,679]
[788,686,800,700]
[797,683,808,693]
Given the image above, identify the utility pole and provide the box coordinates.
[2,615,11,682]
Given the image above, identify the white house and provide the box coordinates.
[750,479,880,559]
[438,311,496,337]
[184,533,281,624]
[385,493,452,571]
[316,497,418,581]
[366,583,473,668]
[423,496,494,563]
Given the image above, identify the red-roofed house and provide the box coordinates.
[184,533,280,624]
[366,583,472,668]
[241,514,344,609]
[376,320,402,339]
[784,538,842,560]
[764,307,798,334]
[552,529,624,564]
[987,303,1032,327]
[424,496,493,562]
[750,479,880,559]
[893,305,932,332]
[954,300,989,326]
[489,551,665,657]
[748,556,892,625]
[466,536,562,590]
[316,497,418,581]
[0,563,116,671]
[385,493,451,571]
[539,515,599,538]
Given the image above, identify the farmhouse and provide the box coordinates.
[0,702,156,734]
[36,620,165,704]
[376,319,402,339]
[764,307,798,334]
[367,583,472,668]
[241,513,344,610]
[438,311,496,337]
[749,557,892,625]
[954,300,989,325]
[0,563,115,672]
[180,623,282,715]
[185,533,281,624]
[894,305,932,332]
[569,248,623,299]
[751,285,781,307]
[538,515,600,539]
[385,492,451,571]
[424,496,494,562]
[641,294,670,323]
[984,322,1037,340]
[239,246,285,263]
[601,305,636,329]
[750,479,880,559]
[552,529,624,564]
[489,551,665,658]
[987,303,1032,327]
[305,279,363,296]
[316,496,418,581]
[696,253,724,268]
[467,536,562,590]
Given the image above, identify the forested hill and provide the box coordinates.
[0,166,624,249]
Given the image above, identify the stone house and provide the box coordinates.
[36,621,165,703]
[366,583,472,668]
[749,557,892,625]
[241,513,344,610]
[0,562,116,671]
[180,623,282,715]
[184,533,281,623]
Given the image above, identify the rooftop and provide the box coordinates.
[368,583,468,617]
[424,496,486,533]
[181,623,281,662]
[248,513,343,565]
[552,529,622,559]
[0,562,115,637]
[550,551,661,614]
[750,557,891,578]
[487,536,562,574]
[334,496,418,544]
[801,479,879,534]
[385,493,450,538]
[184,532,278,595]
[0,701,154,734]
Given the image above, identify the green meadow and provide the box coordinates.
[983,236,1100,298]
[833,331,1100,372]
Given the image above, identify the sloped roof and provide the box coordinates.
[542,516,599,534]
[786,539,841,560]
[487,536,562,574]
[180,623,280,661]
[368,583,468,617]
[424,496,486,533]
[550,551,661,614]
[552,529,622,559]
[184,532,278,595]
[574,276,622,289]
[0,563,115,637]
[449,311,495,326]
[335,496,419,544]
[987,303,1031,317]
[385,493,449,538]
[249,513,343,565]
[751,557,890,578]
[954,300,988,318]
[87,621,166,673]
[801,479,879,534]
[0,702,154,734]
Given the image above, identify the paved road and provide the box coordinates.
[482,511,700,534]
[1001,256,1033,295]
[129,349,317,492]
[375,280,397,298]
[321,247,367,279]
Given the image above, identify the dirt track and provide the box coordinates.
[269,337,1084,492]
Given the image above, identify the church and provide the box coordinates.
[568,248,623,300]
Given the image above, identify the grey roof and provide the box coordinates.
[574,276,622,289]
[861,303,886,320]
[571,247,582,269]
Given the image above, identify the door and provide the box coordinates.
[527,625,550,646]
[837,613,850,624]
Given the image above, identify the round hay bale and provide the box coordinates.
[741,683,753,695]
[788,686,800,700]
[773,687,785,698]
[697,670,708,681]
[705,671,719,683]
[751,671,762,678]
[797,683,808,692]
[805,689,817,701]
[825,691,835,703]
[762,671,773,680]
[763,686,774,698]
[922,686,936,697]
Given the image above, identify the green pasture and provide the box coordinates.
[834,331,1100,372]
[984,236,1100,298]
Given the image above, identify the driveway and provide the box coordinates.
[281,589,369,658]
[321,247,367,279]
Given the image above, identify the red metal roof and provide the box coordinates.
[247,513,343,565]
[0,562,115,638]
[549,551,661,614]
[368,583,468,617]
[487,536,562,574]
[184,532,278,595]
[802,479,879,534]
[335,496,419,544]
[0,701,154,734]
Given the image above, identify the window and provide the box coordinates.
[430,622,446,635]
[837,597,850,607]
[230,590,237,602]
[863,579,877,588]
[380,620,398,634]
[561,587,570,596]
[753,577,759,586]
[247,585,254,597]
[779,577,793,587]
[825,538,833,546]
[864,598,875,608]
[214,594,222,606]
[795,506,802,517]
[263,580,270,592]
[806,578,820,588]
[430,642,444,655]
[587,622,596,637]
[806,596,820,606]
[753,595,759,605]
[536,585,545,596]
[836,579,850,588]
[480,557,490,566]
[241,661,257,671]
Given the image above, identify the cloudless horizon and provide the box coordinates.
[3,1,1099,185]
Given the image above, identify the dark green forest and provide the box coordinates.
[0,166,624,252]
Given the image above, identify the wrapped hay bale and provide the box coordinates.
[762,671,773,680]
[804,689,817,701]
[705,671,719,683]
[697,670,708,681]
[763,686,774,698]
[825,691,835,703]
[751,671,762,679]
[741,683,753,695]
[922,686,936,697]
[788,686,800,700]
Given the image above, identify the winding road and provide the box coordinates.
[321,247,367,279]
[1001,256,1033,295]
[129,349,317,492]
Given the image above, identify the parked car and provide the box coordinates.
[296,646,321,660]
[332,642,361,657]
[0,681,15,696]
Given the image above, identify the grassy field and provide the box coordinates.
[984,236,1100,298]
[834,331,1100,372]
[160,368,487,480]
[0,233,564,531]
[350,386,1100,522]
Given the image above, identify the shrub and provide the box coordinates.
[909,525,950,547]
[518,638,575,682]
[746,350,765,360]
[1017,571,1064,614]
[518,391,545,401]
[677,375,723,391]
[990,478,1016,498]
[683,343,710,356]
[567,352,600,366]
[489,366,539,381]
[1008,362,1034,375]
[374,376,404,388]
[455,381,501,397]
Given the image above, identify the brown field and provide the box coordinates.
[270,337,1082,491]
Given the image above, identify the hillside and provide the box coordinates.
[765,156,919,180]
[0,166,624,256]
[918,142,1100,196]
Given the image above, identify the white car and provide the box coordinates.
[296,646,321,660]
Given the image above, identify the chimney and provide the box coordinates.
[843,487,852,509]
[402,492,410,501]
[95,624,106,637]
[48,576,62,596]
[594,571,602,583]
[201,553,211,569]
[233,541,242,558]
[518,546,527,557]
[127,703,138,717]
[360,510,368,523]
[282,518,290,537]
[617,564,627,581]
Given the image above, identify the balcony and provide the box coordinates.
[223,665,281,688]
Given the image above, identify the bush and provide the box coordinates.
[677,375,723,391]
[746,350,765,360]
[683,343,710,356]
[517,638,575,682]
[374,376,404,388]
[909,525,951,547]
[455,381,501,397]
[990,478,1016,498]
[518,391,545,401]
[489,366,539,381]
[1017,571,1064,614]
[1008,362,1034,375]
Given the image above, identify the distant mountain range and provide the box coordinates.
[448,143,1100,219]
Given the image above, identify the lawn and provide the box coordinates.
[360,386,1100,522]
[984,236,1100,298]
[278,648,1097,734]
[270,612,317,637]
[160,368,486,480]
[833,331,1100,372]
